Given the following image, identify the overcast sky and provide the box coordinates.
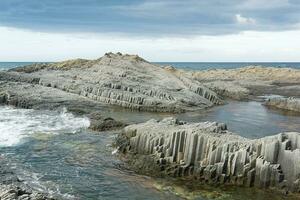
[1,0,300,62]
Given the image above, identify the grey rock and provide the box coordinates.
[117,118,300,193]
[0,52,222,113]
[0,81,124,132]
[264,97,300,113]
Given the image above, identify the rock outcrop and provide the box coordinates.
[0,158,55,200]
[189,66,300,99]
[0,81,125,132]
[264,97,300,113]
[1,52,222,113]
[117,118,300,193]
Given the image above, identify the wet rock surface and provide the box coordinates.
[0,158,55,200]
[117,117,300,193]
[88,112,126,131]
[0,81,125,132]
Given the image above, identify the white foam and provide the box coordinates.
[0,106,90,147]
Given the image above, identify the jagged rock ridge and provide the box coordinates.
[118,118,300,192]
[1,52,222,112]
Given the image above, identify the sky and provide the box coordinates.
[0,0,300,62]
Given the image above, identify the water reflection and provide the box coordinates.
[103,100,300,139]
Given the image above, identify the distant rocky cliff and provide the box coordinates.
[117,118,300,193]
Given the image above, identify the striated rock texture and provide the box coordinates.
[117,118,300,193]
[1,52,222,112]
[265,97,300,113]
[188,66,300,99]
[0,81,125,132]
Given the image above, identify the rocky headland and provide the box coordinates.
[1,52,222,113]
[116,117,300,193]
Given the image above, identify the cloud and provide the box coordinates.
[236,14,256,25]
[1,26,300,62]
[0,0,300,36]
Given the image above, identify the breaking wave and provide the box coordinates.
[0,106,90,147]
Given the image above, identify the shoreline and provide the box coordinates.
[0,53,300,198]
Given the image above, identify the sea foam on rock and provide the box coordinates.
[117,118,300,193]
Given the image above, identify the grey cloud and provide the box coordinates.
[0,0,299,36]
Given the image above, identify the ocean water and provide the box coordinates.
[1,100,300,199]
[1,62,300,71]
[0,62,34,70]
[155,62,300,70]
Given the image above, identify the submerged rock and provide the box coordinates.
[264,97,300,113]
[0,184,54,200]
[0,52,222,113]
[0,158,55,200]
[117,118,300,193]
[88,112,126,131]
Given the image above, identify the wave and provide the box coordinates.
[0,106,90,147]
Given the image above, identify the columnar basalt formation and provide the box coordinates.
[264,97,300,113]
[0,53,222,112]
[117,118,300,192]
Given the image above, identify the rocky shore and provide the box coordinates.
[1,53,300,197]
[116,118,300,193]
[0,158,54,200]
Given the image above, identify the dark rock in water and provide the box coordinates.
[88,112,126,131]
[117,117,300,194]
[0,158,55,200]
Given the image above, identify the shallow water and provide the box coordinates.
[0,99,300,199]
[104,100,300,139]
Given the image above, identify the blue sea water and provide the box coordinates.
[0,62,34,70]
[1,62,300,71]
[0,62,300,70]
[155,62,300,70]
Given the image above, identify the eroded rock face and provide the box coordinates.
[264,97,300,113]
[0,81,125,132]
[1,52,222,112]
[117,118,300,192]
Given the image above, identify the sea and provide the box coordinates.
[1,61,300,199]
[1,61,300,71]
